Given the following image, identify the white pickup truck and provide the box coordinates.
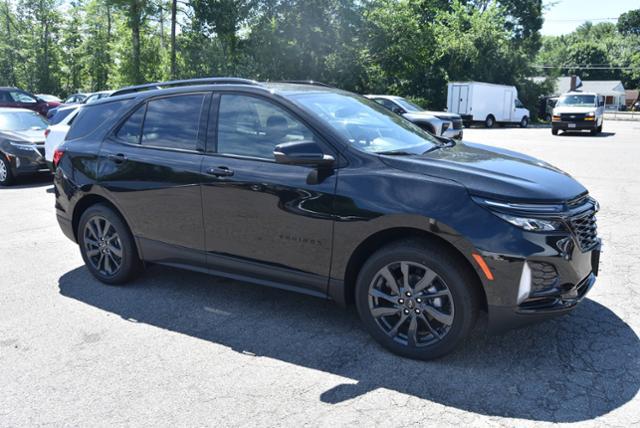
[551,92,605,136]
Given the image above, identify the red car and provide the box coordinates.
[0,87,50,117]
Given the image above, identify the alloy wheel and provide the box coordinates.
[368,261,454,347]
[0,159,7,183]
[83,216,123,276]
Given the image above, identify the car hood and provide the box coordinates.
[380,141,586,202]
[403,111,441,122]
[422,111,460,120]
[553,106,597,114]
[0,129,46,144]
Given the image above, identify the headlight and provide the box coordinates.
[472,197,565,232]
[493,212,563,232]
[8,141,35,150]
[586,111,596,117]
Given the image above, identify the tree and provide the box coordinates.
[618,9,640,36]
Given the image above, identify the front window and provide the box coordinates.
[10,91,37,104]
[0,111,48,131]
[290,92,438,154]
[217,94,316,159]
[556,94,596,107]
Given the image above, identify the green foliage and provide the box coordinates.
[0,0,568,112]
[618,9,640,36]
[537,19,640,89]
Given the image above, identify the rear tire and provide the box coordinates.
[78,203,141,285]
[519,116,529,128]
[0,155,14,186]
[484,115,495,128]
[355,240,479,360]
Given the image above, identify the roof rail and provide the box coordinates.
[111,77,261,97]
[276,80,332,88]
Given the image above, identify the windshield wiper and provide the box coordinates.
[376,150,416,156]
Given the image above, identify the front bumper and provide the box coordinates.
[482,237,601,332]
[442,128,463,140]
[1,142,49,175]
[552,120,597,131]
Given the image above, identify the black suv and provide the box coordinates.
[54,78,601,360]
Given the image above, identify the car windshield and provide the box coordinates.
[0,111,48,131]
[557,94,596,107]
[290,92,438,155]
[394,98,423,112]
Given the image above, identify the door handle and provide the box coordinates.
[206,166,234,177]
[107,153,127,164]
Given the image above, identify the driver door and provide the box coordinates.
[201,93,338,296]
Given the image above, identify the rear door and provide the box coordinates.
[200,92,337,295]
[99,92,210,267]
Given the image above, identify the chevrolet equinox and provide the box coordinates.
[54,78,601,360]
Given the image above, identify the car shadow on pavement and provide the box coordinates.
[0,173,52,189]
[559,131,616,138]
[58,265,639,423]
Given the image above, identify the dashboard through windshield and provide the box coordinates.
[290,92,438,155]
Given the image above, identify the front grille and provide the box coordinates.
[569,210,598,251]
[560,113,586,122]
[451,118,463,130]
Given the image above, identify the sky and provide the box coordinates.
[541,0,640,36]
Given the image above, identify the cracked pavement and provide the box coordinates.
[1,121,639,427]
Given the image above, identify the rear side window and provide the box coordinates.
[115,105,145,144]
[66,100,127,141]
[140,94,205,151]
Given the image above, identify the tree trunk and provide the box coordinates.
[170,0,176,79]
[131,1,142,84]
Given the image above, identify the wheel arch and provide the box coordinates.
[71,193,142,260]
[337,227,487,311]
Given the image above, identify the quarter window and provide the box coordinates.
[217,94,315,159]
[115,105,145,144]
[139,94,205,151]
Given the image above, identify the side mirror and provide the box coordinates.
[274,140,335,167]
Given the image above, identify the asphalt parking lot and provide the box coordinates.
[1,121,639,427]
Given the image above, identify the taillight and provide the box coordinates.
[44,128,51,138]
[53,148,64,167]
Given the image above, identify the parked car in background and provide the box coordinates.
[54,78,600,360]
[0,108,49,185]
[84,90,115,104]
[64,93,90,104]
[37,94,62,104]
[49,104,81,125]
[48,91,115,120]
[0,87,51,117]
[365,95,463,139]
[538,96,558,122]
[447,82,530,128]
[551,92,604,136]
[632,100,640,112]
[45,107,78,170]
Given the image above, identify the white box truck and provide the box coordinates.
[447,82,530,128]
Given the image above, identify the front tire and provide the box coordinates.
[355,240,479,360]
[519,116,529,128]
[0,155,14,186]
[78,204,141,285]
[484,115,495,128]
[552,128,559,136]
